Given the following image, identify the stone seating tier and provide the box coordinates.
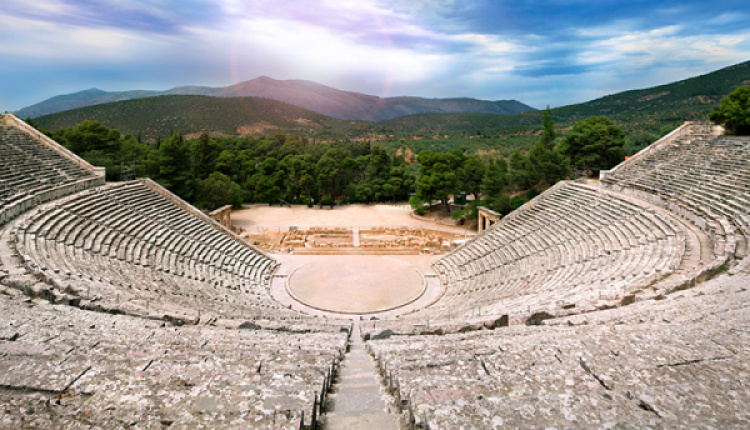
[602,135,750,270]
[367,272,750,428]
[11,180,292,322]
[396,181,689,324]
[0,124,104,225]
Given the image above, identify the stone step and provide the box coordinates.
[322,323,400,430]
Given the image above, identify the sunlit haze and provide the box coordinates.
[2,0,749,112]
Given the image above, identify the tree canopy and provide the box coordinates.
[37,116,607,224]
[413,150,461,213]
[710,85,750,135]
[559,116,625,173]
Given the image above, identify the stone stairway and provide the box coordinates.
[322,322,400,430]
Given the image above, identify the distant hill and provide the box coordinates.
[34,95,353,139]
[16,76,535,121]
[380,60,750,135]
[15,88,162,119]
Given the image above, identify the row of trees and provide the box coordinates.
[45,122,415,210]
[38,108,628,218]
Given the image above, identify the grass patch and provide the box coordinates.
[716,262,731,275]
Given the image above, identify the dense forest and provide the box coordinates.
[30,107,631,224]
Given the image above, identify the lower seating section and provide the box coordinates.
[368,272,750,428]
[0,288,348,429]
[602,135,750,269]
[403,181,688,323]
[0,120,104,225]
[11,180,293,322]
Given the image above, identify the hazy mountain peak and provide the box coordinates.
[16,77,535,121]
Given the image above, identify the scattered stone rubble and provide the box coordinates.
[244,226,464,254]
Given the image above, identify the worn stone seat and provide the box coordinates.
[12,179,289,321]
[367,273,750,428]
[603,134,750,267]
[396,182,688,323]
[0,288,347,429]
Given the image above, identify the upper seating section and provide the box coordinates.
[399,181,688,324]
[0,114,104,224]
[13,179,288,322]
[601,128,750,270]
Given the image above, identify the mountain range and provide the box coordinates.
[15,76,535,121]
[28,59,750,148]
[381,60,750,135]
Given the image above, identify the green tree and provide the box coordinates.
[195,172,243,210]
[415,150,459,214]
[215,149,239,179]
[280,154,316,203]
[509,149,534,189]
[510,195,527,210]
[482,157,508,197]
[60,120,121,154]
[539,106,556,150]
[317,148,353,208]
[364,145,394,202]
[489,194,512,215]
[157,133,193,200]
[192,133,221,180]
[250,157,286,204]
[462,155,485,201]
[529,107,568,187]
[559,116,625,173]
[710,85,750,135]
[623,132,656,156]
[387,166,409,202]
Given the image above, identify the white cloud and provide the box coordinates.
[2,0,750,111]
[583,24,750,69]
[0,12,168,64]
[224,14,449,95]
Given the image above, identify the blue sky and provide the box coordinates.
[1,0,749,112]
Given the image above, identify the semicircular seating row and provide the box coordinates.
[404,181,688,322]
[0,124,104,223]
[364,132,750,429]
[601,135,750,269]
[12,180,298,322]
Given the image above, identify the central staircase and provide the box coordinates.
[322,323,400,429]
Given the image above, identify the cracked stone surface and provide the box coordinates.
[0,288,348,429]
[368,271,750,429]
